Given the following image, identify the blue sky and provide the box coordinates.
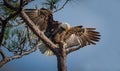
[1,0,120,71]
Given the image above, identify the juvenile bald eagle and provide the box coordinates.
[39,22,100,56]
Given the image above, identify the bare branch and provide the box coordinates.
[66,46,81,54]
[20,10,59,55]
[0,42,41,68]
[54,0,70,13]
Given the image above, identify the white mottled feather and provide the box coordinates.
[65,34,80,48]
[39,43,54,56]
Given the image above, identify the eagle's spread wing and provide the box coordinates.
[39,25,100,56]
[64,26,100,48]
[25,8,53,32]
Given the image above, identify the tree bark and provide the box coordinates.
[56,42,67,71]
[57,55,67,71]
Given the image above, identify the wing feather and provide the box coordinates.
[39,44,54,56]
[84,35,96,45]
[65,26,100,48]
[80,34,87,46]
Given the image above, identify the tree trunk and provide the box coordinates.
[57,55,67,71]
[56,42,67,71]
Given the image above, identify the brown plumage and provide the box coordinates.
[25,8,53,32]
[52,25,100,48]
[63,26,100,48]
[39,23,100,56]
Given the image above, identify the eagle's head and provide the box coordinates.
[61,22,71,31]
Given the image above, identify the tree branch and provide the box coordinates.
[54,0,70,13]
[0,0,46,68]
[66,46,81,54]
[20,10,59,55]
[0,42,41,68]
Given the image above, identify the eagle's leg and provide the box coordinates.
[59,31,67,48]
[59,41,67,48]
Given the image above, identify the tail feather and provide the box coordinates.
[39,44,54,56]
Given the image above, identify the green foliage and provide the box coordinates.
[8,0,19,6]
[0,0,19,18]
[2,17,39,53]
[0,0,39,53]
[1,6,15,16]
[3,27,11,40]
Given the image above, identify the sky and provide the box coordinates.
[1,0,120,71]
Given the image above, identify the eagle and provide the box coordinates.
[39,22,101,56]
[25,8,100,56]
